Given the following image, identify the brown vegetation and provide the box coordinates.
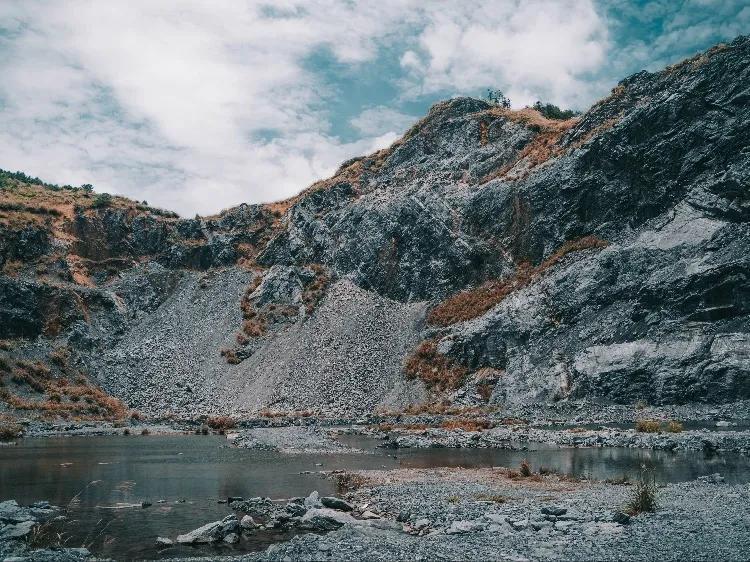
[403,339,468,391]
[666,420,684,433]
[0,358,127,421]
[206,415,236,431]
[626,469,658,515]
[476,108,578,184]
[427,236,609,327]
[0,417,23,441]
[635,419,661,433]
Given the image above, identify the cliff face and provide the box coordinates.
[0,36,748,418]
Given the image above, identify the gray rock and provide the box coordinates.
[541,506,567,516]
[320,497,354,512]
[223,532,239,544]
[0,520,36,540]
[697,473,725,483]
[612,511,631,525]
[413,518,431,530]
[175,520,224,544]
[445,520,478,534]
[155,537,173,546]
[304,491,322,508]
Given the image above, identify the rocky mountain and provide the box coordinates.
[0,36,748,420]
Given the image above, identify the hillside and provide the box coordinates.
[0,36,748,421]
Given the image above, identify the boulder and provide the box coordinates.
[175,520,224,544]
[612,511,631,525]
[299,507,358,532]
[0,520,36,541]
[320,497,353,512]
[445,520,478,534]
[541,506,567,516]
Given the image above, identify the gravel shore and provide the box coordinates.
[242,467,750,562]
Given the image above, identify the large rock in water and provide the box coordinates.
[0,36,749,414]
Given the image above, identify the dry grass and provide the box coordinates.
[0,420,23,441]
[332,471,368,493]
[626,469,658,515]
[666,420,684,433]
[403,339,468,391]
[206,415,236,431]
[475,108,578,184]
[0,358,127,421]
[428,236,608,326]
[635,419,661,433]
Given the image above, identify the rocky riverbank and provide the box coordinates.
[162,467,750,562]
[0,500,90,561]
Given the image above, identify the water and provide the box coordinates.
[1,433,749,560]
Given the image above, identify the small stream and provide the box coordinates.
[1,433,749,560]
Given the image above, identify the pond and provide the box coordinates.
[1,433,748,559]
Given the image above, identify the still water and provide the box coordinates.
[1,434,748,559]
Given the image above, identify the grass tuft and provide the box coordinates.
[666,420,684,433]
[626,468,658,515]
[635,419,661,433]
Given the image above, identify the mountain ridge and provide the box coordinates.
[0,35,748,420]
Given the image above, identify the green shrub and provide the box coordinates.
[92,193,112,208]
[531,101,579,120]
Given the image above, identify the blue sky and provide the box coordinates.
[0,0,747,215]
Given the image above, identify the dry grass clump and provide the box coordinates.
[206,415,236,431]
[474,493,508,503]
[440,418,492,432]
[635,419,661,433]
[220,348,241,364]
[0,419,23,441]
[428,236,608,326]
[0,360,127,421]
[333,471,368,493]
[476,382,494,402]
[403,339,468,391]
[666,420,684,433]
[49,346,71,367]
[626,468,658,515]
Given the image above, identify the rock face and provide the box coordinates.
[1,37,749,415]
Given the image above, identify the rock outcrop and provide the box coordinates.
[0,36,748,416]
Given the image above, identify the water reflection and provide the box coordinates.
[1,434,748,560]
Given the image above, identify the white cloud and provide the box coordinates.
[350,107,416,137]
[400,1,608,108]
[0,1,613,215]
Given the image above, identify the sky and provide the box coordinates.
[0,1,747,216]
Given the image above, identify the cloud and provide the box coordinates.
[350,107,417,137]
[399,1,609,108]
[0,1,743,215]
